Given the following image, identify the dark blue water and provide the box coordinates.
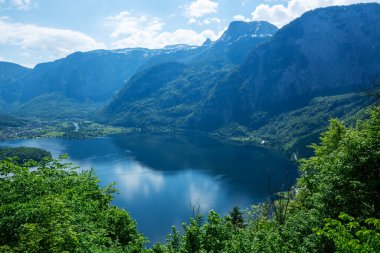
[0,133,297,243]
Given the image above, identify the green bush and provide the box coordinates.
[0,156,145,252]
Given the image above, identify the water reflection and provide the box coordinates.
[113,162,165,200]
[111,133,297,198]
[0,133,297,243]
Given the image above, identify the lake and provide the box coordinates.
[0,133,297,243]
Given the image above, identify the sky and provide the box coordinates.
[0,0,378,67]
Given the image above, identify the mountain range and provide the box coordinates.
[101,4,379,139]
[189,3,380,130]
[0,20,276,117]
[1,3,379,153]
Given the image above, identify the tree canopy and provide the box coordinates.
[0,147,52,164]
[0,156,145,252]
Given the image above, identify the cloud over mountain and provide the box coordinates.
[185,0,219,18]
[252,0,380,27]
[107,11,223,49]
[0,17,105,66]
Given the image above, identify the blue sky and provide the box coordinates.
[0,0,377,67]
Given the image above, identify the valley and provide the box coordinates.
[0,2,380,252]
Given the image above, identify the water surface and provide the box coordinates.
[0,133,297,243]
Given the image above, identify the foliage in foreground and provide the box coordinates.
[0,106,379,252]
[0,156,145,252]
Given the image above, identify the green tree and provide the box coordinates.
[315,213,380,252]
[166,226,181,253]
[202,210,232,252]
[0,157,146,252]
[182,214,203,253]
[297,106,380,219]
[0,146,52,164]
[229,206,245,228]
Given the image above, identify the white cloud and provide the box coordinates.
[188,17,197,24]
[185,0,219,18]
[233,14,251,22]
[202,17,221,24]
[112,28,222,49]
[0,0,35,10]
[108,11,164,39]
[108,12,223,49]
[189,17,222,25]
[0,17,105,65]
[11,0,33,9]
[252,0,380,27]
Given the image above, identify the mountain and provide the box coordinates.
[192,21,278,66]
[1,19,277,119]
[18,50,149,103]
[16,21,276,104]
[0,62,31,106]
[99,62,231,127]
[100,21,279,126]
[190,3,380,130]
[102,3,380,151]
[18,45,211,103]
[3,44,212,118]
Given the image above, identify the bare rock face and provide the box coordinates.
[219,21,278,43]
[195,21,278,66]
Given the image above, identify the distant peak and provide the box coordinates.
[0,61,31,70]
[219,21,278,44]
[202,38,213,46]
[227,21,278,35]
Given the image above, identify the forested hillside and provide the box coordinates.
[192,4,380,130]
[100,4,380,153]
[0,62,30,108]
